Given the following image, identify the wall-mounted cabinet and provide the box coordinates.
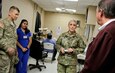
[86,6,97,25]
[84,6,97,44]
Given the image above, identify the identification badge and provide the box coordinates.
[23,35,27,39]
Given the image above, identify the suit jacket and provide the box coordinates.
[81,21,115,73]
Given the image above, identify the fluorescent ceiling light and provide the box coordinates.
[56,8,76,13]
[64,0,78,1]
[56,8,62,11]
[66,9,76,12]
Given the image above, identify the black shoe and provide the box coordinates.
[52,58,56,61]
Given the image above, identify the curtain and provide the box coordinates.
[35,12,41,32]
[84,24,95,44]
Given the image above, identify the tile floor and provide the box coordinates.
[27,53,58,73]
[27,53,84,73]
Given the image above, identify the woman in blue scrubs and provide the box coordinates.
[16,19,32,73]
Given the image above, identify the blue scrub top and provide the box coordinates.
[17,28,31,48]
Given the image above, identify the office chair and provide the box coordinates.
[29,38,47,71]
[43,42,54,62]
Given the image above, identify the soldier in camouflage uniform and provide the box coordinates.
[0,6,20,73]
[56,20,86,73]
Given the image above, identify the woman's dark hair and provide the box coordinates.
[18,19,30,34]
[98,0,115,18]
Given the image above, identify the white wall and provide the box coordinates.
[44,11,85,38]
[2,0,44,33]
[2,0,96,42]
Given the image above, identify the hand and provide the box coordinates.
[16,51,18,56]
[67,48,74,53]
[22,47,27,52]
[60,47,65,54]
[0,22,4,28]
[27,46,29,49]
[7,48,15,56]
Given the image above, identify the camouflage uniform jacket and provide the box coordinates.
[56,31,86,65]
[0,18,18,64]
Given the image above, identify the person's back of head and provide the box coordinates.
[47,33,52,39]
[98,0,115,19]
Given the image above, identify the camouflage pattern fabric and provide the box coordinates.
[57,63,76,73]
[0,18,19,73]
[0,55,10,73]
[56,31,86,73]
[56,31,86,65]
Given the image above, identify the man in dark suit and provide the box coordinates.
[81,0,115,73]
